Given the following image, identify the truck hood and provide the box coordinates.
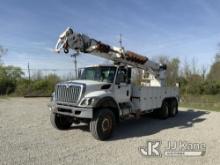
[61,80,112,95]
[66,80,111,86]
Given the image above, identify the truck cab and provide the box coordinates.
[50,64,131,114]
[49,65,134,139]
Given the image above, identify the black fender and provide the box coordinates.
[93,96,120,123]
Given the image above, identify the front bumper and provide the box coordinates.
[48,102,93,119]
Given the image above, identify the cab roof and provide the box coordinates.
[86,64,132,67]
[86,64,117,67]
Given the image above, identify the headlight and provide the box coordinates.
[80,97,99,107]
[51,92,55,101]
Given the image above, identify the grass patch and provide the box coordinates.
[180,94,220,112]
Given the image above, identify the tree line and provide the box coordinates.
[161,54,220,95]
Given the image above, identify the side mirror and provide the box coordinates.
[115,72,124,85]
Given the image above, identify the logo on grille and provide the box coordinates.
[65,84,71,88]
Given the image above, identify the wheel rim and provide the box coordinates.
[101,116,112,133]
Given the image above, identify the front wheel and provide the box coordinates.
[50,113,73,130]
[90,109,115,140]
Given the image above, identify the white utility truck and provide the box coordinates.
[49,27,179,140]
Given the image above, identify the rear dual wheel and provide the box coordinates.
[169,99,178,117]
[158,101,169,119]
[157,99,178,119]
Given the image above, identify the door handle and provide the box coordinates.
[127,90,129,96]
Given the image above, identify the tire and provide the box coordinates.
[50,113,72,130]
[158,101,169,119]
[169,99,178,117]
[90,109,116,140]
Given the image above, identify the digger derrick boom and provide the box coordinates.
[54,27,166,83]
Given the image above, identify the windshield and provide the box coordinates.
[79,66,117,83]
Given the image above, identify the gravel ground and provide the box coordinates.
[0,97,219,165]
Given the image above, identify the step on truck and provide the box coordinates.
[48,27,179,140]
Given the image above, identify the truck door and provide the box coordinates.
[114,67,131,103]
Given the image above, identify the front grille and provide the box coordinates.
[55,84,82,104]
